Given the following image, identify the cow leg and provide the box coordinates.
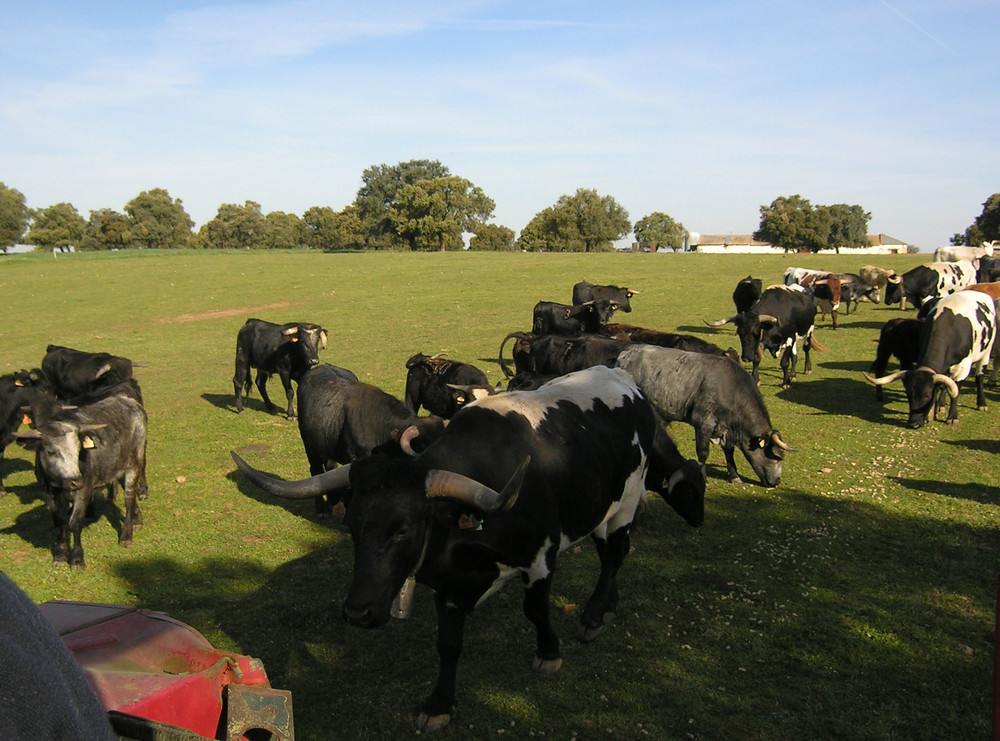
[67,493,90,569]
[51,505,70,565]
[255,371,276,412]
[975,371,988,411]
[278,372,296,419]
[779,346,796,389]
[580,526,630,641]
[118,471,142,547]
[0,449,6,497]
[233,352,250,414]
[722,445,743,484]
[524,574,561,670]
[416,594,467,732]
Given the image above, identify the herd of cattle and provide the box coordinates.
[2,254,998,729]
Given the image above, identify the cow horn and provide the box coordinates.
[77,424,107,433]
[757,314,780,325]
[864,370,907,386]
[704,315,737,327]
[319,330,328,350]
[425,456,529,513]
[399,425,421,457]
[770,431,796,452]
[283,326,300,336]
[230,451,351,499]
[887,273,901,284]
[94,363,112,379]
[11,429,42,440]
[932,373,960,398]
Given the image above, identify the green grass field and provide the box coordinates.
[0,249,996,739]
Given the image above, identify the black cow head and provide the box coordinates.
[865,367,959,428]
[740,431,792,488]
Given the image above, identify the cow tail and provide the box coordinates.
[809,333,827,353]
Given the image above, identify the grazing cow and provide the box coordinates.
[732,275,763,314]
[0,369,55,496]
[866,291,997,427]
[933,244,993,263]
[531,300,616,335]
[835,272,881,314]
[233,319,328,419]
[782,267,829,287]
[883,261,977,310]
[869,318,924,402]
[706,285,824,388]
[617,345,793,486]
[859,265,897,304]
[571,281,638,313]
[294,364,446,516]
[404,353,495,418]
[231,365,704,730]
[41,345,134,399]
[599,323,740,362]
[12,394,147,568]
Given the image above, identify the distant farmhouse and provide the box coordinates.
[681,232,911,255]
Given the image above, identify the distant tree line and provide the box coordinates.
[3,162,996,254]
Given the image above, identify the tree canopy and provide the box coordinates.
[633,211,686,252]
[125,189,194,249]
[954,193,1000,246]
[0,182,30,252]
[389,175,495,251]
[755,195,870,253]
[517,189,630,252]
[26,202,86,252]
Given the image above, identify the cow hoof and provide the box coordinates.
[415,712,451,732]
[118,538,132,548]
[945,419,959,425]
[729,475,743,484]
[978,405,989,411]
[70,562,86,571]
[531,656,563,674]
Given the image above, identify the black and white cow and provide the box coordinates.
[13,393,147,568]
[933,244,993,263]
[869,318,924,402]
[231,365,704,731]
[706,285,824,388]
[732,275,763,314]
[41,346,135,399]
[571,281,638,313]
[403,353,495,418]
[233,319,328,419]
[0,369,54,496]
[883,261,977,310]
[617,345,792,487]
[866,291,997,427]
[531,300,616,336]
[294,364,446,516]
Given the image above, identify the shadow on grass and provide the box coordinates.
[105,487,999,740]
[942,438,1000,455]
[201,392,286,416]
[775,377,888,424]
[893,476,1000,504]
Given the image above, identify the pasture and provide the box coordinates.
[0,249,996,739]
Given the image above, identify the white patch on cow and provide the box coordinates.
[477,366,638,430]
[927,291,997,381]
[470,388,492,402]
[474,562,521,607]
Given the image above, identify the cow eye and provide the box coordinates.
[391,527,409,544]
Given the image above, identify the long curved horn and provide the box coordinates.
[864,370,907,386]
[932,373,960,398]
[757,314,779,325]
[94,363,112,379]
[425,456,530,513]
[230,451,351,499]
[770,431,797,452]
[399,425,421,457]
[704,315,737,327]
[887,273,902,284]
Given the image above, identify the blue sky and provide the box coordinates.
[1,1,997,249]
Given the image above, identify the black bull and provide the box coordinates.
[231,365,704,731]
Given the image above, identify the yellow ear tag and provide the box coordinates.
[14,379,24,387]
[290,336,299,342]
[22,414,32,425]
[82,436,96,450]
[758,439,766,448]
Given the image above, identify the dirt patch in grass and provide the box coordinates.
[153,302,291,325]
